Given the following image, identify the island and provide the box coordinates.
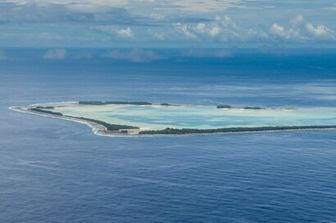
[217,105,232,109]
[78,101,152,105]
[9,101,336,137]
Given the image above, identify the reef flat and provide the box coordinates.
[10,101,336,136]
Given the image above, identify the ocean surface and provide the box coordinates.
[1,51,336,222]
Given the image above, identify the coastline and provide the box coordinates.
[9,106,130,137]
[9,106,336,137]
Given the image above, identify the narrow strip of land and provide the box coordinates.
[10,101,336,137]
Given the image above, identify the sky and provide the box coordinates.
[0,0,336,48]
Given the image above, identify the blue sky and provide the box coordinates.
[0,0,336,48]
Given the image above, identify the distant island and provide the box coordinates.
[78,101,153,105]
[10,101,336,137]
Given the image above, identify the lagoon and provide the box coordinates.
[14,101,336,136]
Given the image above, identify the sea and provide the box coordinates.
[1,49,336,223]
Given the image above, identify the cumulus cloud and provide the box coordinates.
[210,16,240,39]
[270,23,300,40]
[305,23,332,38]
[270,16,334,41]
[43,49,67,59]
[219,16,238,30]
[270,23,284,33]
[194,23,221,37]
[209,26,221,37]
[1,1,335,46]
[175,23,198,39]
[104,49,163,62]
[117,27,134,38]
[176,15,266,42]
[196,23,206,33]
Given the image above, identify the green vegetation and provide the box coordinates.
[106,101,152,105]
[216,105,264,109]
[139,125,336,135]
[70,116,139,131]
[217,105,232,109]
[30,106,139,132]
[243,106,263,110]
[36,106,55,109]
[26,102,336,136]
[30,108,63,116]
[78,101,152,105]
[78,101,105,105]
[160,103,172,106]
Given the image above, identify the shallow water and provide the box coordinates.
[25,102,336,131]
[1,55,336,222]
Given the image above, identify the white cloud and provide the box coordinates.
[104,49,163,62]
[306,23,332,38]
[209,26,221,37]
[117,27,134,38]
[270,23,299,39]
[3,0,239,14]
[175,23,198,39]
[67,0,128,12]
[270,16,334,41]
[194,23,221,37]
[220,16,238,30]
[172,0,240,12]
[4,0,129,12]
[196,23,206,33]
[1,1,336,46]
[43,49,67,59]
[270,23,284,34]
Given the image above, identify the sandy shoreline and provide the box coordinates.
[9,106,336,137]
[9,106,130,137]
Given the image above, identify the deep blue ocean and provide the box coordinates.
[1,50,336,222]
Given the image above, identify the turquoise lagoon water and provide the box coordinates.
[49,103,336,130]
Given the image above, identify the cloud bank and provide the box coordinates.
[0,1,335,47]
